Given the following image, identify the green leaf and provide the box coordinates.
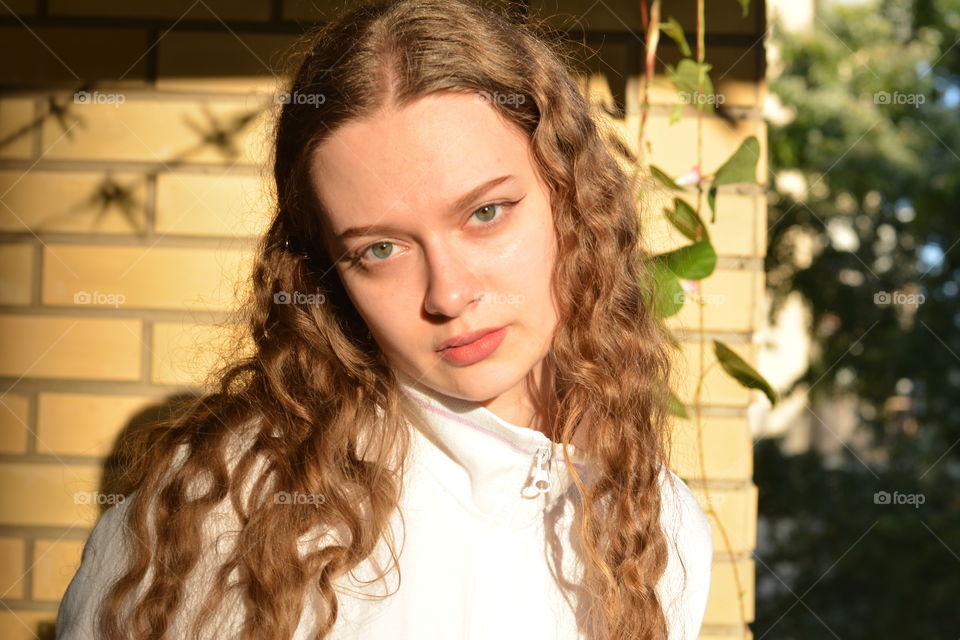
[669,102,683,124]
[712,135,760,187]
[713,340,778,406]
[649,164,682,192]
[665,386,690,419]
[646,260,686,318]
[666,59,715,111]
[660,17,691,58]
[736,0,750,17]
[666,197,710,242]
[657,239,717,280]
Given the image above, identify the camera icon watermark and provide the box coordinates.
[275,90,326,107]
[73,290,126,308]
[273,290,326,306]
[73,90,126,108]
[873,290,924,308]
[873,90,925,107]
[873,490,925,508]
[474,90,526,106]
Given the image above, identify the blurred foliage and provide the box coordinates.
[757,0,960,637]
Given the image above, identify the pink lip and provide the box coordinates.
[436,325,507,351]
[437,325,509,366]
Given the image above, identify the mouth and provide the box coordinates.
[436,325,507,352]
[436,325,510,366]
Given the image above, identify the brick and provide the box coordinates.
[0,611,56,640]
[0,537,26,599]
[156,32,292,93]
[0,316,142,381]
[614,110,766,184]
[0,170,147,234]
[40,100,272,166]
[0,394,30,455]
[155,172,272,237]
[151,320,250,386]
[37,393,157,457]
[0,99,35,160]
[675,341,756,407]
[641,193,766,258]
[0,244,34,306]
[690,484,758,554]
[49,0,270,20]
[670,416,752,482]
[42,244,255,311]
[32,538,86,601]
[0,27,149,85]
[704,557,755,625]
[664,270,761,334]
[0,463,104,527]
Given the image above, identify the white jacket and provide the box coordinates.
[57,373,713,639]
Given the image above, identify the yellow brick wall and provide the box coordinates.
[0,1,766,638]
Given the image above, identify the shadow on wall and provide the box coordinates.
[98,392,202,517]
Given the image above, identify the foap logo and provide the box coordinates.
[874,290,925,308]
[474,90,526,106]
[673,291,727,306]
[874,90,925,107]
[74,90,126,107]
[873,490,925,509]
[679,90,725,106]
[73,290,126,308]
[478,291,525,306]
[74,491,126,505]
[273,290,326,306]
[275,91,326,107]
[274,491,326,506]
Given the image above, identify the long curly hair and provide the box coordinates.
[95,1,682,638]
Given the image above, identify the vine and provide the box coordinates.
[598,2,779,638]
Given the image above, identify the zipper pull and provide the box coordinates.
[530,445,552,495]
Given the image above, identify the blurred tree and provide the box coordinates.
[757,0,960,637]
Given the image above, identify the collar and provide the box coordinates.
[394,369,593,529]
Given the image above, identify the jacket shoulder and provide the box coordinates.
[56,495,133,639]
[655,465,714,640]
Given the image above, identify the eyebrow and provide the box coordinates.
[336,174,517,241]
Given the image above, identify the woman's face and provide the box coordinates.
[310,91,559,419]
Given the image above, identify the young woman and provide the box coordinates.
[56,1,713,638]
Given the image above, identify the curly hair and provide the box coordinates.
[95,1,682,638]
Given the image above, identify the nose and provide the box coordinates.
[422,239,484,318]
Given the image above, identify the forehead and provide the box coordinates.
[310,92,531,230]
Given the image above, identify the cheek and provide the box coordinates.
[494,206,556,298]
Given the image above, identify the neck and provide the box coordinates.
[476,357,559,440]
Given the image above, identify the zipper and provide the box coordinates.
[529,443,553,495]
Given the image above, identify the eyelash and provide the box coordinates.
[348,199,521,270]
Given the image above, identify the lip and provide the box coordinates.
[437,325,509,366]
[436,325,508,351]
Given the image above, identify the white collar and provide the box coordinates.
[394,369,593,529]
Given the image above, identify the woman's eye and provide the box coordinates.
[353,200,518,269]
[472,202,504,224]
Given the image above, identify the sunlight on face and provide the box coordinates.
[309,92,558,416]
